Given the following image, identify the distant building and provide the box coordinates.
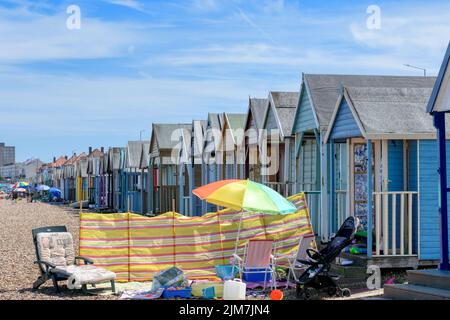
[0,158,43,180]
[0,143,15,166]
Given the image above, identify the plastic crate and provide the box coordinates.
[242,269,272,282]
[162,287,192,299]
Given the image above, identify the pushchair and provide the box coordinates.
[296,216,358,300]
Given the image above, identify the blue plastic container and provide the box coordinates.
[202,286,215,299]
[215,265,239,280]
[242,268,272,282]
[162,287,192,299]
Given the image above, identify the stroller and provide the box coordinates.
[296,216,358,300]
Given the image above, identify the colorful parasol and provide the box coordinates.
[193,179,297,257]
[193,179,296,214]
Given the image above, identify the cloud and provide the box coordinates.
[0,5,147,63]
[192,0,219,12]
[103,0,146,12]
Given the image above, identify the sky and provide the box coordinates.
[1,0,450,162]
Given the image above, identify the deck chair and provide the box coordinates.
[32,226,116,294]
[273,234,315,286]
[232,240,276,291]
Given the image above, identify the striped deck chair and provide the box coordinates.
[232,240,276,291]
[273,234,315,286]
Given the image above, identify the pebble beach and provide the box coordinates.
[0,199,117,300]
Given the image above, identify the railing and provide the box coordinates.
[157,185,178,214]
[264,182,295,197]
[372,191,418,257]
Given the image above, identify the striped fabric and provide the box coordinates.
[80,193,315,282]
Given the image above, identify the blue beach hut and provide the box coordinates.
[323,78,450,268]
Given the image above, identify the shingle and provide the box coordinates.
[126,141,144,169]
[345,86,450,135]
[152,123,192,150]
[269,92,299,137]
[304,74,437,130]
[249,98,269,130]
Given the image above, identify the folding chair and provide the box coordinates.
[273,234,315,286]
[32,226,116,294]
[232,239,276,291]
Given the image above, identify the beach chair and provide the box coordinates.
[232,240,276,291]
[32,226,116,294]
[273,234,315,286]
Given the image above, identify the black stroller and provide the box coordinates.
[296,216,358,300]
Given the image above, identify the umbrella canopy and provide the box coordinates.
[13,182,29,188]
[193,179,296,214]
[49,187,62,199]
[36,185,50,191]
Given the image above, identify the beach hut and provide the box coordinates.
[178,120,206,216]
[260,91,299,197]
[201,113,224,213]
[140,142,150,215]
[292,74,437,240]
[125,141,145,213]
[148,123,191,214]
[426,43,450,271]
[107,147,126,211]
[62,153,78,202]
[75,152,89,202]
[87,148,105,208]
[243,97,268,182]
[217,113,247,181]
[323,78,450,268]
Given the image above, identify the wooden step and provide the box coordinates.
[384,284,450,300]
[407,269,450,290]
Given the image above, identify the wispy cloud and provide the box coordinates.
[0,6,148,63]
[236,7,276,44]
[103,0,146,12]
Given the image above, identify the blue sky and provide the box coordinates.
[1,0,450,162]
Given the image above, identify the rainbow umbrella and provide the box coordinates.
[13,181,29,188]
[193,179,297,255]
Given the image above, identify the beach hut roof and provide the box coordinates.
[224,113,246,146]
[140,142,150,169]
[264,91,299,138]
[325,86,450,142]
[427,42,450,113]
[302,74,437,131]
[151,123,192,151]
[126,141,144,169]
[192,120,206,158]
[248,98,269,130]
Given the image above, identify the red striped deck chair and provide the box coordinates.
[233,240,276,291]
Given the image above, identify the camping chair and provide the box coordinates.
[273,234,315,287]
[32,226,116,294]
[232,239,276,291]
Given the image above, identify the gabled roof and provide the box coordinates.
[248,98,269,130]
[301,74,437,131]
[89,149,103,158]
[64,154,78,166]
[224,113,246,146]
[50,156,67,168]
[192,120,206,158]
[140,143,150,169]
[263,91,299,138]
[325,86,450,142]
[151,123,192,151]
[126,141,144,169]
[427,42,450,113]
